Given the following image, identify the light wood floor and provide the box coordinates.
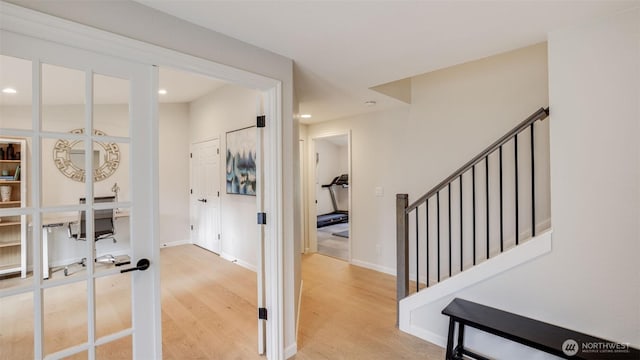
[1,245,444,359]
[294,253,444,359]
[161,244,260,360]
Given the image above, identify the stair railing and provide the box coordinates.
[396,107,549,322]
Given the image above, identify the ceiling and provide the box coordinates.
[136,0,638,124]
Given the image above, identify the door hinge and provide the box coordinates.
[217,191,220,197]
[257,212,267,225]
[190,152,193,158]
[257,115,266,128]
[258,307,267,320]
[190,225,193,230]
[190,189,193,194]
[217,234,221,240]
[217,148,220,155]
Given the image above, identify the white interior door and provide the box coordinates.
[0,30,159,359]
[190,139,221,254]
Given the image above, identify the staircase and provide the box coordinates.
[395,107,551,345]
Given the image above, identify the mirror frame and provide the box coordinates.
[53,128,120,182]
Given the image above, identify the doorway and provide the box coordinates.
[157,65,267,356]
[313,134,350,261]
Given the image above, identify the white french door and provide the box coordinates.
[190,139,221,254]
[0,29,159,360]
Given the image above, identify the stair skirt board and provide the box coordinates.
[399,230,552,347]
[406,218,552,288]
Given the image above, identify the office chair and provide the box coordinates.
[63,196,123,276]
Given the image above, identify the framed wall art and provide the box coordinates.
[226,126,256,195]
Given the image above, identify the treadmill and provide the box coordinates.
[317,174,349,228]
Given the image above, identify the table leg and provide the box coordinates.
[455,323,465,358]
[445,318,455,360]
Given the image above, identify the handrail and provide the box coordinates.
[405,107,549,213]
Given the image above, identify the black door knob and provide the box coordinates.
[120,258,150,273]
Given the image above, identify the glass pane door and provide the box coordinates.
[0,29,158,360]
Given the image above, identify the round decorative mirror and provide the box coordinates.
[53,128,120,182]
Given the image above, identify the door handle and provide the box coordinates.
[120,258,150,273]
[198,198,207,203]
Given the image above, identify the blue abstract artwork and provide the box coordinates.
[226,126,256,195]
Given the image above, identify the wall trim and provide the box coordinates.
[220,251,257,272]
[350,258,396,276]
[161,239,191,248]
[407,219,552,283]
[399,230,553,342]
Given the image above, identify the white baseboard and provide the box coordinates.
[403,325,447,348]
[284,342,297,359]
[350,258,396,276]
[220,252,257,272]
[160,239,191,248]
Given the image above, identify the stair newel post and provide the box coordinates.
[396,193,409,326]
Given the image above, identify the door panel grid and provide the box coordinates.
[0,30,155,360]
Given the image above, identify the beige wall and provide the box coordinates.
[189,84,260,268]
[0,104,132,207]
[411,8,640,357]
[304,43,549,274]
[158,103,191,246]
[0,103,191,261]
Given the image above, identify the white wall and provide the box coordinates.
[158,103,191,246]
[408,8,640,358]
[546,5,639,345]
[189,84,261,268]
[305,43,549,275]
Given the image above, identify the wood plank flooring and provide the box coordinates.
[294,253,444,359]
[161,245,260,360]
[1,245,444,359]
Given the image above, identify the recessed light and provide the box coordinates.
[300,114,312,119]
[158,89,167,95]
[364,100,377,107]
[2,88,17,94]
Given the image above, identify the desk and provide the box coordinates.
[42,210,129,279]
